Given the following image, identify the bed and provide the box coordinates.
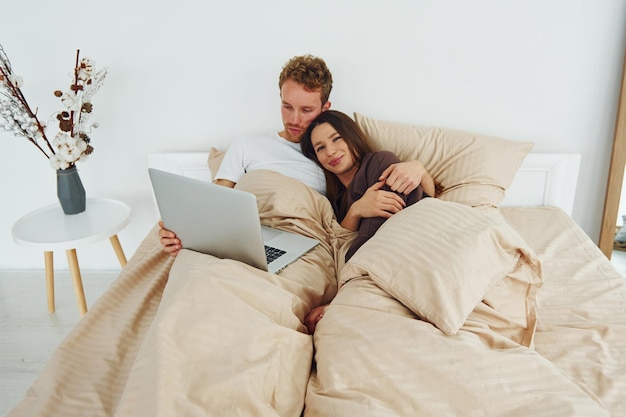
[6,113,626,417]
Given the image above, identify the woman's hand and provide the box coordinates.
[341,180,406,231]
[158,220,182,257]
[305,304,329,334]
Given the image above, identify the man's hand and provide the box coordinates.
[158,220,182,257]
[379,160,435,197]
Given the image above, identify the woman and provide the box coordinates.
[302,110,432,260]
[301,110,433,332]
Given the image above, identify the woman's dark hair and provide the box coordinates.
[301,110,374,215]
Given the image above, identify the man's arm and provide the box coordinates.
[379,160,435,197]
[214,178,236,188]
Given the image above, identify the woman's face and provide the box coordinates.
[310,122,358,186]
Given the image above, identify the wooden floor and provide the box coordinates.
[2,254,626,415]
[0,269,119,415]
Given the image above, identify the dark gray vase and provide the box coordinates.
[56,165,86,215]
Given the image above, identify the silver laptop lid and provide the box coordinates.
[148,168,269,271]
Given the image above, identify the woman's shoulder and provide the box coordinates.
[356,151,400,183]
[366,150,402,166]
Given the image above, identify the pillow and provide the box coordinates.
[353,112,534,207]
[207,147,226,180]
[341,198,543,336]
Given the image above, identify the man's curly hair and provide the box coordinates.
[278,55,333,105]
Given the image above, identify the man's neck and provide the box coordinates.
[278,130,301,144]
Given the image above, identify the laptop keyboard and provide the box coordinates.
[265,245,286,263]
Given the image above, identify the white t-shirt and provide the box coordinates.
[215,132,326,195]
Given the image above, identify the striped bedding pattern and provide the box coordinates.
[6,172,626,417]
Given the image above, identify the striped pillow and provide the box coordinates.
[354,112,533,207]
[342,198,543,336]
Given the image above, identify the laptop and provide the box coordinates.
[148,168,319,274]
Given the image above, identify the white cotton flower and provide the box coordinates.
[61,92,79,111]
[49,155,61,170]
[53,132,70,146]
[50,154,70,170]
[80,58,94,71]
[77,69,90,81]
[77,58,94,81]
[66,134,79,147]
[53,133,88,164]
[77,139,87,152]
[60,137,86,163]
[59,145,78,162]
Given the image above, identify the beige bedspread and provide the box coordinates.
[305,203,625,416]
[7,171,626,417]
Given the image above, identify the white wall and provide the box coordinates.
[1,0,625,270]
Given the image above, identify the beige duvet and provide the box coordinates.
[7,171,626,417]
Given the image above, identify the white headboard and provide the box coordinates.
[500,153,580,215]
[147,152,581,216]
[148,152,215,182]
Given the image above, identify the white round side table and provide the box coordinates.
[12,198,132,317]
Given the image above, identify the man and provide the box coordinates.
[159,54,434,256]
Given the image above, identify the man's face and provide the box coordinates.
[280,78,330,143]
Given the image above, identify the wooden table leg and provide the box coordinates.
[66,248,87,317]
[44,251,55,313]
[109,234,127,267]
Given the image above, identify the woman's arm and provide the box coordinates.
[340,180,406,231]
[305,304,328,334]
